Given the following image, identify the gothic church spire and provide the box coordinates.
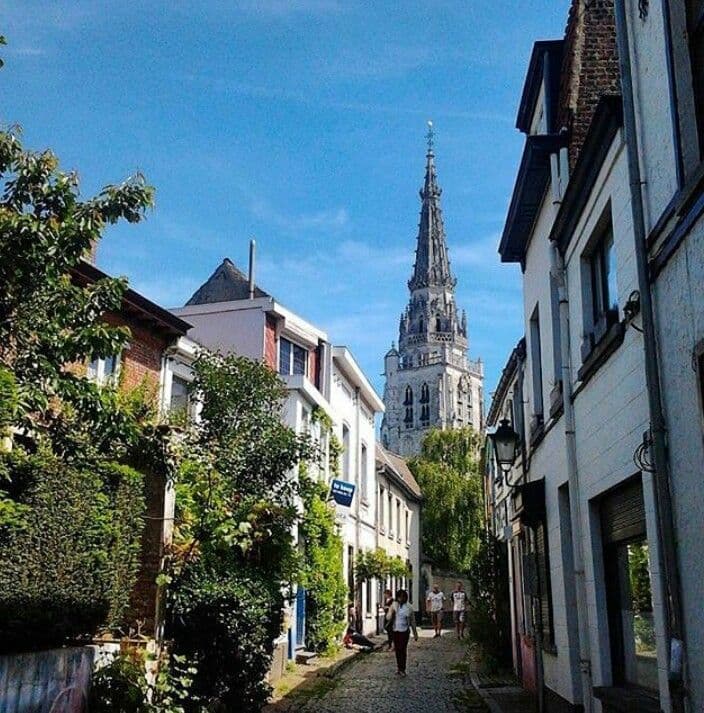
[408,122,455,292]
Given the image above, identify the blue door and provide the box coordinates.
[296,586,306,648]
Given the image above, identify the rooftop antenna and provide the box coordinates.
[248,239,256,300]
[426,119,434,154]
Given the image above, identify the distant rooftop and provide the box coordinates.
[186,258,269,305]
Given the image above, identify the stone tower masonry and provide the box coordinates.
[381,127,484,457]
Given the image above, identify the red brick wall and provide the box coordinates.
[127,471,168,635]
[104,313,167,392]
[559,0,620,168]
[103,312,171,635]
[264,314,278,371]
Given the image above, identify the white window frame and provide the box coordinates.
[87,353,121,386]
[278,336,308,377]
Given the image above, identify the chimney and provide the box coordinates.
[248,239,256,300]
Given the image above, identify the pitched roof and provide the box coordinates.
[375,444,422,500]
[186,258,269,305]
[73,260,191,338]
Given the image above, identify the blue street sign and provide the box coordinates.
[329,479,355,508]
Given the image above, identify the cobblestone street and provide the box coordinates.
[302,629,469,713]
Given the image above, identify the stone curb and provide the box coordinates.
[468,671,504,713]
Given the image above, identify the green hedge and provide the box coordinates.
[0,447,145,652]
[167,563,283,713]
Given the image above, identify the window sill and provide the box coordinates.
[576,320,625,390]
[592,686,660,713]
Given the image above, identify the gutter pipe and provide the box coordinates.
[549,167,593,710]
[613,2,687,710]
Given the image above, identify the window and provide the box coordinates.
[588,224,619,343]
[602,480,657,691]
[405,510,409,542]
[534,521,555,650]
[366,577,372,615]
[279,337,307,376]
[170,375,191,417]
[404,386,414,428]
[342,425,351,481]
[696,341,704,430]
[87,353,121,385]
[420,383,429,403]
[396,500,401,540]
[529,306,544,421]
[379,486,385,529]
[388,492,393,537]
[361,443,368,502]
[687,0,704,153]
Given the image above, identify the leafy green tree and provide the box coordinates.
[299,476,347,654]
[410,427,483,573]
[354,548,410,583]
[466,530,512,667]
[168,351,312,712]
[0,126,153,447]
[0,121,158,650]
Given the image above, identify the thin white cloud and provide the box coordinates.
[182,74,513,124]
[249,197,349,233]
[4,46,46,56]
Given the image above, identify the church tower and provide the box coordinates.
[381,124,484,457]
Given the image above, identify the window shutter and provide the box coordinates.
[535,523,552,643]
[600,479,646,545]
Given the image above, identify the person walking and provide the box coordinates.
[386,589,418,676]
[426,583,446,638]
[382,588,395,651]
[452,581,467,639]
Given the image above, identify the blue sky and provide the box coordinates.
[3,0,568,401]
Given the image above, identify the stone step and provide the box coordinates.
[295,650,318,665]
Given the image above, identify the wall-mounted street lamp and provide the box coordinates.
[488,418,521,489]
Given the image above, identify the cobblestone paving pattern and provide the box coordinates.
[302,629,468,713]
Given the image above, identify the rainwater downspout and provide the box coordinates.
[549,149,593,712]
[354,386,362,626]
[613,2,687,709]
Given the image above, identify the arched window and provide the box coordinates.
[436,317,442,332]
[420,383,430,403]
[404,387,414,427]
[420,404,430,425]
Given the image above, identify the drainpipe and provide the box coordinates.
[549,152,593,709]
[354,386,362,630]
[613,2,686,710]
[551,242,593,713]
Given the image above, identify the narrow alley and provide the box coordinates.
[302,630,467,713]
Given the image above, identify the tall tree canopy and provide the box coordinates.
[410,427,483,573]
